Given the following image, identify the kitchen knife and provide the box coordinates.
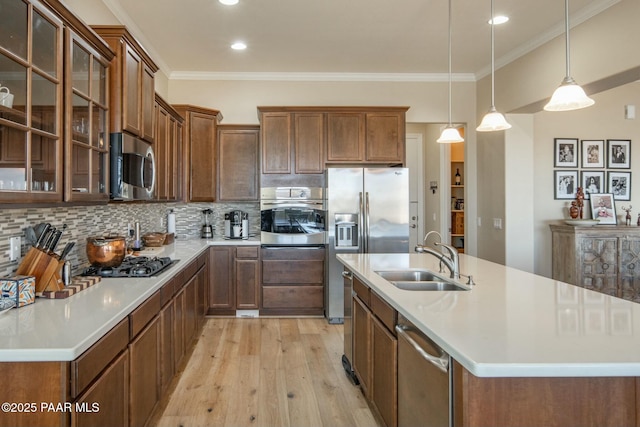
[42,227,57,252]
[58,242,75,261]
[48,230,63,254]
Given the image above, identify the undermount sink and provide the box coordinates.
[374,269,469,291]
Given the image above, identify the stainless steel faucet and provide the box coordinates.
[415,231,460,279]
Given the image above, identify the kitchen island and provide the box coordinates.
[338,252,640,427]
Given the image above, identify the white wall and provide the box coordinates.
[533,81,640,277]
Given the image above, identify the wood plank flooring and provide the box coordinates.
[153,318,378,427]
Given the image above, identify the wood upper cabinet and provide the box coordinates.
[326,112,365,162]
[365,111,405,162]
[173,105,222,202]
[260,112,292,174]
[92,26,159,143]
[0,0,113,204]
[155,95,184,201]
[294,112,324,173]
[217,125,259,201]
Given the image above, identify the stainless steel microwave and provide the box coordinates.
[109,133,156,200]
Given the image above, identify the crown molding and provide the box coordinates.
[169,71,477,83]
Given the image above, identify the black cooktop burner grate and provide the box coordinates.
[82,256,179,278]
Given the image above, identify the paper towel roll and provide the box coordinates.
[167,210,176,234]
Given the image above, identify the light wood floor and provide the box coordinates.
[153,318,378,427]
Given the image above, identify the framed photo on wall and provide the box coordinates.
[554,170,578,199]
[590,193,617,224]
[608,171,631,201]
[554,138,579,167]
[607,139,631,169]
[581,170,605,199]
[581,140,605,168]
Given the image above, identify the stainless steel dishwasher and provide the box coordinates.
[396,314,452,427]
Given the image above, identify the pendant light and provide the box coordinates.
[476,0,511,132]
[544,0,594,111]
[437,0,464,144]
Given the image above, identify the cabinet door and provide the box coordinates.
[261,112,292,174]
[619,238,640,301]
[365,112,404,163]
[294,113,324,173]
[183,274,198,347]
[0,1,64,204]
[129,316,160,427]
[579,237,618,296]
[188,111,217,202]
[196,264,208,328]
[217,126,259,200]
[372,316,397,427]
[326,112,365,162]
[155,104,168,199]
[353,295,371,397]
[208,246,235,313]
[173,287,185,369]
[72,350,129,427]
[236,258,259,309]
[141,63,155,143]
[159,300,174,394]
[122,43,142,136]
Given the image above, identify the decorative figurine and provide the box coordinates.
[575,187,585,219]
[622,205,633,226]
[569,201,579,219]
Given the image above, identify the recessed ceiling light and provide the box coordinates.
[489,15,509,25]
[231,42,247,50]
[219,0,239,5]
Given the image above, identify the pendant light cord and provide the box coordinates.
[490,0,495,108]
[564,0,571,79]
[447,0,453,127]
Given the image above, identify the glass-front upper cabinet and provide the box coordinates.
[65,31,110,202]
[0,0,63,203]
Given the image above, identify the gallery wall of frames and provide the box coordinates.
[553,138,632,202]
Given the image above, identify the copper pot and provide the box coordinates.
[86,236,126,267]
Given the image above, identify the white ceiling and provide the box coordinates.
[100,0,619,80]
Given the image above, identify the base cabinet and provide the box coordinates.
[71,350,129,427]
[352,274,398,427]
[0,251,209,427]
[261,246,324,316]
[208,246,260,315]
[128,317,160,427]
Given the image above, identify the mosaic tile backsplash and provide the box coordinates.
[0,201,259,277]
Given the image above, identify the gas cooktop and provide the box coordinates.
[82,256,179,278]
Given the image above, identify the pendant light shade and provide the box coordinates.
[476,0,511,132]
[437,126,465,143]
[544,0,594,111]
[438,0,464,144]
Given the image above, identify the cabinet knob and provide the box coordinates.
[629,263,635,270]
[602,263,609,271]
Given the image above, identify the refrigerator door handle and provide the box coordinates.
[359,191,365,253]
[365,191,371,253]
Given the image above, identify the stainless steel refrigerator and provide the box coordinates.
[325,168,410,325]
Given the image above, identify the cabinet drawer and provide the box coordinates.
[371,291,397,334]
[184,259,198,281]
[262,260,324,284]
[353,276,370,307]
[262,286,324,309]
[160,277,175,307]
[236,246,259,259]
[129,291,161,339]
[71,317,129,398]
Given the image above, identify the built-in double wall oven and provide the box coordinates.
[260,187,326,246]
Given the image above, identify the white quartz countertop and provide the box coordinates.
[338,253,640,378]
[0,237,260,362]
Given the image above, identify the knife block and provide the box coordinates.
[15,249,64,293]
